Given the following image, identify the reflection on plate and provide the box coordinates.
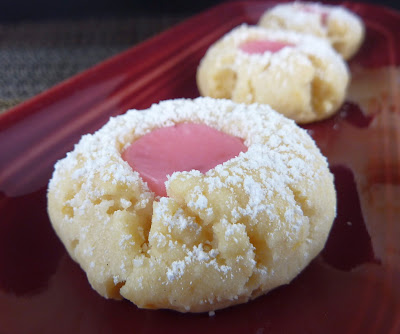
[0,1,399,333]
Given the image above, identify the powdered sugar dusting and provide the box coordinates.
[48,96,335,312]
[259,2,365,60]
[166,243,221,283]
[218,24,336,69]
[167,260,186,282]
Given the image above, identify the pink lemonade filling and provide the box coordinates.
[239,40,295,54]
[122,122,248,197]
[301,5,329,25]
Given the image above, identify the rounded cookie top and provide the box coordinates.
[47,97,336,313]
[258,1,365,59]
[197,24,349,124]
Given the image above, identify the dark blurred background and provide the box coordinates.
[0,0,398,21]
[0,0,221,21]
[0,0,398,111]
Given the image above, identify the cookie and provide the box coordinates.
[258,1,365,59]
[196,25,349,124]
[47,97,336,313]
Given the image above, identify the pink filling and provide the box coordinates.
[301,5,329,25]
[122,122,248,197]
[239,40,295,54]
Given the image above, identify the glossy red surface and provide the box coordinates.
[0,1,399,333]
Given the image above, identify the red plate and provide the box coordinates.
[1,1,399,333]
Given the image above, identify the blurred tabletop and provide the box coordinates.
[0,0,399,114]
[0,14,188,112]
